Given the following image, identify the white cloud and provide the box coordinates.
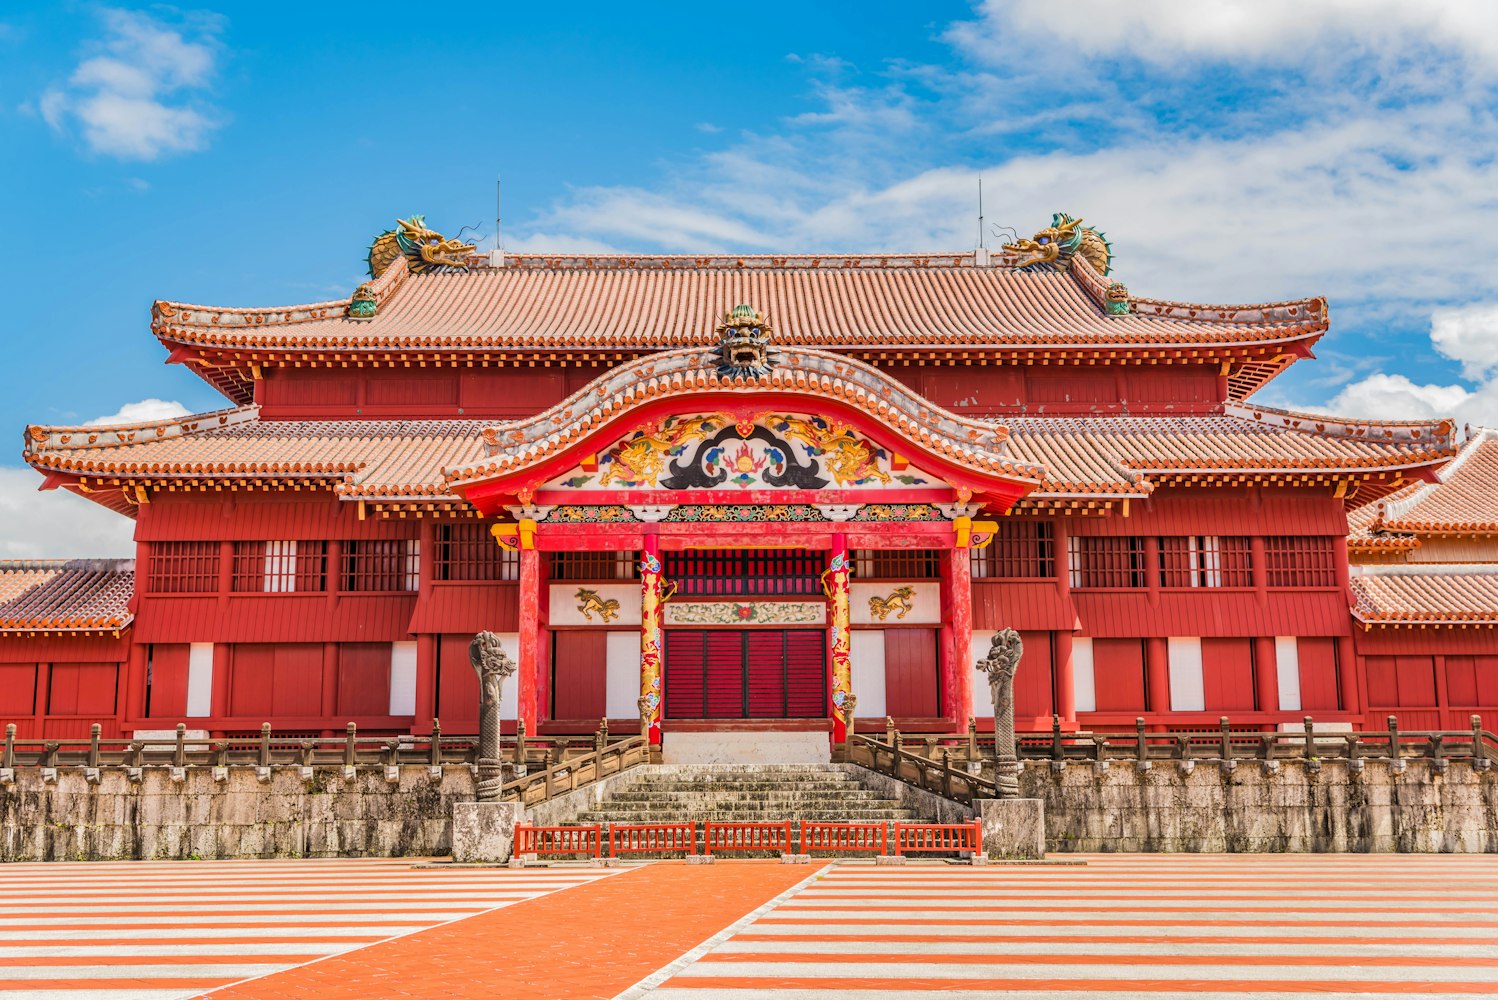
[41,8,223,160]
[0,468,134,560]
[956,0,1498,70]
[1431,303,1498,381]
[85,398,190,426]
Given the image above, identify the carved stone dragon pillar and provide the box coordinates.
[976,628,1023,799]
[469,631,516,802]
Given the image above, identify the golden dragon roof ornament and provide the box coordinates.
[366,216,477,279]
[1003,212,1113,277]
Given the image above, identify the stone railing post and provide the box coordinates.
[345,722,358,769]
[469,631,517,802]
[595,718,608,755]
[88,724,101,768]
[2,724,14,769]
[259,723,272,768]
[975,628,1022,798]
[1475,715,1490,770]
[841,693,858,755]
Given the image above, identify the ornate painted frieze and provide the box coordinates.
[664,601,826,626]
[545,504,639,523]
[851,503,946,521]
[665,504,827,522]
[545,413,939,493]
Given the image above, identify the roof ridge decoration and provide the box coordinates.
[26,405,257,454]
[1222,401,1456,446]
[714,305,777,378]
[1003,213,1113,276]
[445,345,1041,492]
[367,216,477,279]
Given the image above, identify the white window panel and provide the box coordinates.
[1276,636,1302,712]
[389,641,418,716]
[851,630,887,718]
[185,643,213,718]
[1073,637,1096,713]
[1168,637,1205,712]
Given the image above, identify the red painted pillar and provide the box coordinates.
[1054,630,1076,724]
[1145,636,1170,716]
[1253,635,1279,717]
[321,643,340,733]
[825,534,852,742]
[517,546,541,734]
[123,643,148,725]
[947,546,973,732]
[413,633,437,733]
[209,643,231,725]
[639,531,666,745]
[1336,635,1359,718]
[1052,518,1076,724]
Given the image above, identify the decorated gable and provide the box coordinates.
[545,414,942,492]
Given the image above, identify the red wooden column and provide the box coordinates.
[1253,635,1279,716]
[413,634,437,733]
[517,545,541,734]
[1336,635,1360,717]
[639,531,666,745]
[1052,518,1077,724]
[944,545,973,733]
[825,533,852,742]
[1145,637,1170,716]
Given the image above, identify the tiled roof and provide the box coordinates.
[1374,428,1498,534]
[151,253,1328,356]
[0,560,134,633]
[24,399,1453,509]
[1351,566,1498,626]
[1006,409,1454,497]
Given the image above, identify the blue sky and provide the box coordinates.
[4,1,1498,556]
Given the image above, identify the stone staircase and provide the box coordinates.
[570,764,923,855]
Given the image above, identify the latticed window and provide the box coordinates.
[851,549,942,579]
[664,549,824,597]
[1158,536,1252,588]
[1068,536,1148,589]
[340,539,420,592]
[231,541,327,593]
[434,522,519,581]
[148,541,219,593]
[971,521,1055,579]
[1264,536,1338,588]
[548,552,640,581]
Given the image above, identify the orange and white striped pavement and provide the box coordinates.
[0,857,612,1000]
[636,854,1498,999]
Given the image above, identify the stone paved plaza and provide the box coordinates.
[0,855,1493,998]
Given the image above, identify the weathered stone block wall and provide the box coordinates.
[0,766,474,862]
[1023,759,1498,853]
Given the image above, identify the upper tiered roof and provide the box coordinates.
[1349,427,1498,555]
[148,213,1331,405]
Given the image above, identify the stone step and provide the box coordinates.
[604,790,891,802]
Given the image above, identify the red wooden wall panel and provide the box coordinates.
[337,644,391,717]
[1014,630,1053,718]
[47,663,118,716]
[1092,638,1147,712]
[552,631,607,721]
[784,630,826,718]
[1396,656,1437,705]
[437,634,480,725]
[664,630,707,719]
[1298,637,1341,711]
[745,631,784,718]
[146,644,190,718]
[1202,637,1256,711]
[703,632,744,719]
[972,582,1072,631]
[0,664,36,715]
[884,628,939,717]
[408,584,520,634]
[229,644,323,718]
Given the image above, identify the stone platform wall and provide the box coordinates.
[3,758,1496,860]
[1025,759,1498,853]
[0,766,474,862]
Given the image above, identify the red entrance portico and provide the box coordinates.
[5,212,1488,754]
[448,332,1041,749]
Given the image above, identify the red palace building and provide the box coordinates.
[3,213,1493,755]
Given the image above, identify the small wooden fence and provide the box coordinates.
[512,820,980,858]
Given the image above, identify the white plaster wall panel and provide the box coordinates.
[493,632,519,720]
[389,641,417,716]
[185,643,213,718]
[548,584,641,626]
[1276,636,1303,712]
[850,630,887,718]
[850,582,941,625]
[605,631,642,719]
[662,730,831,764]
[1167,637,1206,712]
[971,628,997,717]
[1073,637,1096,713]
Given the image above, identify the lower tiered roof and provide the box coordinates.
[0,560,134,634]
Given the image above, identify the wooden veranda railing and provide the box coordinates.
[851,714,1498,803]
[0,719,643,792]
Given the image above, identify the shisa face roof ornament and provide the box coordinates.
[366,215,478,279]
[1003,212,1114,277]
[712,304,778,378]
